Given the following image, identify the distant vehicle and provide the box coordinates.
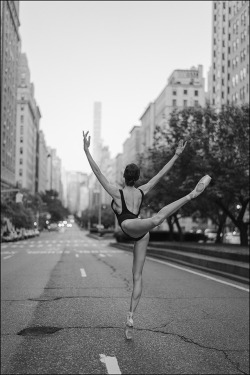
[48,223,58,231]
[204,229,218,242]
[66,223,72,228]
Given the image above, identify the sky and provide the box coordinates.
[19,1,212,174]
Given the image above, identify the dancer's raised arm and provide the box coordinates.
[83,131,119,198]
[139,139,187,195]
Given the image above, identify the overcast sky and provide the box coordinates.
[19,1,212,174]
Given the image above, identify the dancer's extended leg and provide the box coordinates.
[122,175,211,239]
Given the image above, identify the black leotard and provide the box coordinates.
[111,189,147,242]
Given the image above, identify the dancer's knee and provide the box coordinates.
[152,214,164,227]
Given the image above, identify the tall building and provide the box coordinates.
[92,102,102,165]
[1,1,20,190]
[140,65,205,152]
[122,125,142,167]
[46,147,62,197]
[66,171,88,214]
[38,130,48,194]
[15,53,41,194]
[210,0,249,107]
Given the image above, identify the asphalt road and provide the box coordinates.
[1,223,249,374]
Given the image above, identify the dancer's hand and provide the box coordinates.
[175,139,187,157]
[83,131,91,152]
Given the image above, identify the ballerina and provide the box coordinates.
[83,131,211,339]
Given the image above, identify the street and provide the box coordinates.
[1,224,249,375]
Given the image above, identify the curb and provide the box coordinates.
[110,242,250,285]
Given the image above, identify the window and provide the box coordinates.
[223,40,225,47]
[20,158,23,165]
[222,79,224,86]
[20,137,23,143]
[222,66,225,73]
[228,46,231,53]
[228,73,230,80]
[20,126,23,135]
[228,87,230,94]
[194,100,199,107]
[172,99,177,107]
[183,89,188,95]
[235,74,239,84]
[20,115,24,123]
[214,15,217,21]
[21,106,24,111]
[228,60,230,67]
[183,100,187,107]
[194,90,199,96]
[222,91,224,99]
[19,169,22,176]
[20,147,23,154]
[172,90,177,96]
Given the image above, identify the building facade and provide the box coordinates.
[139,65,205,152]
[92,101,102,165]
[1,1,20,190]
[15,53,41,194]
[38,130,48,194]
[210,0,249,107]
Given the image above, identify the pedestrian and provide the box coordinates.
[83,131,211,339]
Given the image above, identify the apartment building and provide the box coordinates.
[1,1,20,190]
[210,0,249,107]
[15,53,41,194]
[140,65,205,152]
[122,125,142,167]
[38,130,48,194]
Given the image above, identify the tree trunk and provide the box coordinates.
[238,222,249,247]
[167,217,174,241]
[173,214,183,242]
[216,212,227,244]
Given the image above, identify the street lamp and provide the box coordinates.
[47,154,52,191]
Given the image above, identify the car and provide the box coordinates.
[204,229,217,242]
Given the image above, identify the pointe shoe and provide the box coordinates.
[187,175,212,200]
[125,312,134,340]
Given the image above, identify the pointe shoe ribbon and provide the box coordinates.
[188,175,212,200]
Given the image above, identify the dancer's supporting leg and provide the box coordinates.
[125,232,149,339]
[130,232,150,314]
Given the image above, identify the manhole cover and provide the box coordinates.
[17,326,62,336]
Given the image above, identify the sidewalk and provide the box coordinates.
[108,239,249,285]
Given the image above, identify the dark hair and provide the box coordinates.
[123,163,140,186]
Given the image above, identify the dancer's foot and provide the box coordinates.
[125,312,134,340]
[187,175,212,200]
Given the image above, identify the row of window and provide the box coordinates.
[172,99,199,107]
[172,89,199,96]
[232,68,247,87]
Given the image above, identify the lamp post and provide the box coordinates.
[47,154,52,191]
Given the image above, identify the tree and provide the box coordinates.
[140,104,249,246]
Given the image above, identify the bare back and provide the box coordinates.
[112,187,143,215]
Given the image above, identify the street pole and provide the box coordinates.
[98,186,101,226]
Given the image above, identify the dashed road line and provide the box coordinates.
[3,255,14,260]
[100,354,121,374]
[80,268,87,277]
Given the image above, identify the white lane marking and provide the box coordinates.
[99,254,106,257]
[3,255,13,259]
[100,354,121,374]
[75,254,79,258]
[80,268,87,277]
[147,256,249,292]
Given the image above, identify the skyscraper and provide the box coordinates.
[1,1,20,190]
[92,102,102,165]
[210,0,249,108]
